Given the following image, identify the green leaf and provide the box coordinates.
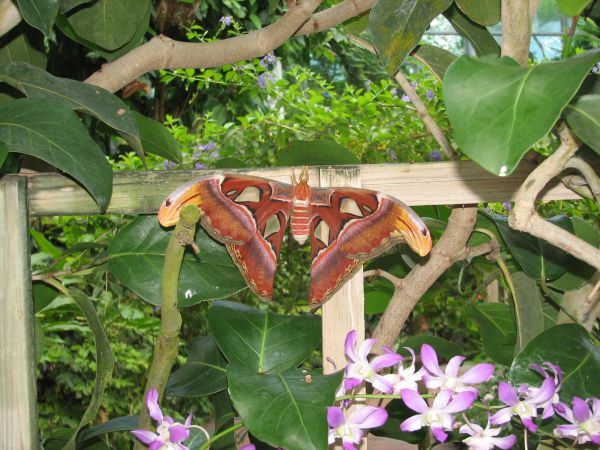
[512,272,545,353]
[276,139,359,166]
[364,279,394,315]
[215,157,244,168]
[469,303,516,366]
[412,44,456,82]
[371,398,426,443]
[509,324,600,401]
[564,77,600,155]
[78,415,138,443]
[444,51,600,176]
[557,0,592,16]
[343,12,369,35]
[64,288,115,450]
[32,281,59,313]
[455,0,500,26]
[399,335,462,359]
[166,336,228,397]
[443,4,500,56]
[133,112,181,162]
[59,0,94,13]
[370,0,453,74]
[208,300,321,373]
[212,390,236,450]
[16,0,58,36]
[490,214,573,280]
[108,216,246,307]
[549,217,600,291]
[0,32,46,67]
[0,98,112,209]
[0,62,143,157]
[66,0,150,51]
[30,228,61,259]
[227,364,342,450]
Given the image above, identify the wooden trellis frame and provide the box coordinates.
[0,161,584,450]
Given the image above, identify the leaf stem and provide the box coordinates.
[198,422,243,450]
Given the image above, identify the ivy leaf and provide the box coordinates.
[370,0,453,74]
[227,364,342,450]
[208,300,321,373]
[0,98,112,209]
[0,62,143,158]
[444,50,599,176]
[108,217,246,307]
[16,0,58,36]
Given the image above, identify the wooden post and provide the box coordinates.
[0,176,40,449]
[319,167,366,449]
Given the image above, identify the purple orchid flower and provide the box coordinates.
[328,405,388,450]
[342,330,403,394]
[421,344,495,394]
[489,378,556,433]
[131,388,193,450]
[400,388,477,442]
[459,420,516,450]
[529,362,562,419]
[239,445,256,450]
[554,397,600,445]
[382,347,424,394]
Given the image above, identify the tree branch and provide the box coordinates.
[501,0,534,65]
[295,0,375,36]
[0,0,21,38]
[565,156,600,203]
[509,125,600,271]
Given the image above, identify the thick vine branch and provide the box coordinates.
[565,156,600,203]
[509,125,600,271]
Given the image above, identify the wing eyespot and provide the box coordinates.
[165,198,172,207]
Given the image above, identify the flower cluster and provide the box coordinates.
[328,331,600,450]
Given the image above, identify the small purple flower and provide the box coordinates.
[322,91,331,98]
[411,80,418,88]
[554,397,600,445]
[427,150,442,161]
[489,378,557,432]
[328,406,388,450]
[421,344,495,394]
[390,88,399,96]
[208,150,219,159]
[502,201,512,211]
[239,445,256,450]
[258,73,275,89]
[219,16,232,26]
[195,162,206,170]
[400,389,477,442]
[192,151,202,159]
[382,347,424,394]
[260,52,277,68]
[459,420,517,450]
[592,62,600,73]
[388,150,397,161]
[163,160,176,170]
[426,89,435,101]
[198,141,216,152]
[401,94,411,102]
[131,388,193,450]
[342,330,402,394]
[364,79,372,90]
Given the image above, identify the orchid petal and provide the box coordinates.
[522,417,538,433]
[592,435,600,445]
[169,424,190,443]
[459,363,495,384]
[401,389,429,413]
[184,413,193,426]
[149,441,164,450]
[531,377,556,404]
[489,407,512,425]
[458,422,483,436]
[420,344,443,376]
[343,377,362,391]
[572,397,590,422]
[371,374,394,394]
[431,389,453,409]
[327,407,345,428]
[431,426,448,442]
[370,352,403,371]
[495,434,517,449]
[357,338,377,360]
[342,439,358,450]
[146,388,163,422]
[131,429,158,444]
[497,382,518,406]
[400,414,425,432]
[445,391,476,413]
[445,355,466,377]
[348,406,388,429]
[240,445,257,450]
[345,330,358,362]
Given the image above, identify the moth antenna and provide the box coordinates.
[301,166,309,182]
[291,167,298,185]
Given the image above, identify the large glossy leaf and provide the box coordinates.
[443,4,500,56]
[0,98,112,209]
[66,0,150,51]
[59,0,94,13]
[549,217,600,291]
[490,214,573,280]
[444,51,600,176]
[509,324,600,401]
[511,272,544,353]
[133,112,181,162]
[0,32,46,67]
[108,216,246,307]
[166,336,228,397]
[370,0,453,74]
[212,390,236,450]
[32,281,59,313]
[276,139,359,166]
[0,62,143,156]
[557,0,592,16]
[564,76,600,155]
[65,288,115,450]
[469,303,516,366]
[400,335,462,359]
[78,415,138,443]
[16,0,58,36]
[227,364,343,450]
[455,0,500,26]
[412,44,456,82]
[208,300,321,373]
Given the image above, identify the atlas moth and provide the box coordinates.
[158,168,432,305]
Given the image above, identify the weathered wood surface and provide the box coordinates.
[26,161,584,216]
[0,176,40,450]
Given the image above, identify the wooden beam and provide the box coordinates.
[26,161,585,216]
[0,176,40,450]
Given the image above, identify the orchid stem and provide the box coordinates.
[198,422,244,450]
[134,205,201,448]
